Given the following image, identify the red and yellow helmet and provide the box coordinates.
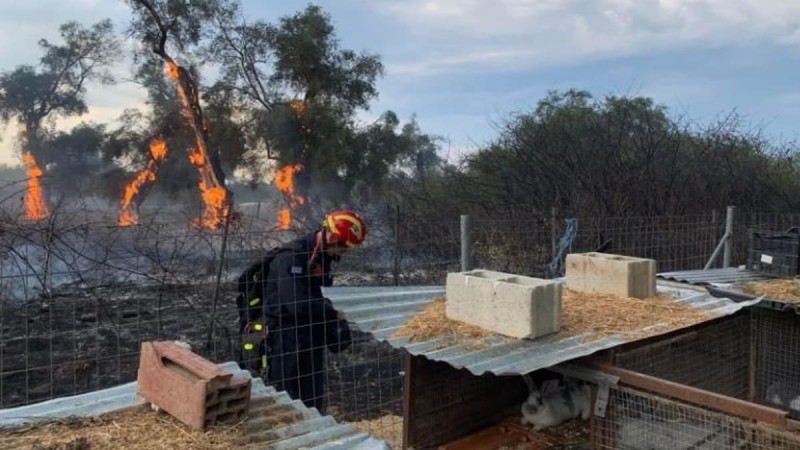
[322,209,368,247]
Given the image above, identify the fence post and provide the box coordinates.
[551,207,558,260]
[393,204,401,286]
[460,214,472,272]
[724,205,735,268]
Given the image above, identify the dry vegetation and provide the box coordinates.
[393,289,715,347]
[351,414,403,450]
[742,279,800,303]
[449,418,590,450]
[0,406,243,450]
[391,296,497,349]
[560,289,713,341]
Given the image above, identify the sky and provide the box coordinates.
[1,0,800,168]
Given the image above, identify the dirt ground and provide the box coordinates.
[0,278,407,429]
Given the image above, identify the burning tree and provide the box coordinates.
[207,5,386,226]
[126,0,233,230]
[0,20,118,221]
[274,163,305,230]
[118,137,168,226]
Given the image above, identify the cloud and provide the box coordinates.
[371,0,800,76]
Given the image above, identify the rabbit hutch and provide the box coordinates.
[577,228,800,449]
[587,304,800,449]
[386,253,793,450]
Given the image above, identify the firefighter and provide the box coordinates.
[245,209,367,413]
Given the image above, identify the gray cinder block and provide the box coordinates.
[565,252,657,299]
[445,269,562,339]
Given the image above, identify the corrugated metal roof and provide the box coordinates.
[0,361,390,450]
[325,281,763,378]
[657,269,800,313]
[657,267,771,286]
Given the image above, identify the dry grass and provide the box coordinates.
[559,289,713,341]
[0,405,244,450]
[351,414,403,450]
[393,288,715,347]
[742,278,800,303]
[392,296,497,349]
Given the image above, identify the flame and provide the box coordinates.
[21,152,49,221]
[289,100,307,117]
[188,147,229,229]
[274,163,305,230]
[164,61,229,229]
[118,138,168,226]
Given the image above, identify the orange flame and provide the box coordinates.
[289,100,307,117]
[187,147,229,229]
[274,163,305,230]
[164,61,229,229]
[118,138,168,226]
[21,152,49,221]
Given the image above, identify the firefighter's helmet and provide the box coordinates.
[322,209,368,247]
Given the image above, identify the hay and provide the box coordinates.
[393,289,715,347]
[391,296,496,348]
[742,279,800,303]
[350,414,403,450]
[0,405,243,450]
[560,289,713,341]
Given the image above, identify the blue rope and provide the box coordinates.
[550,218,578,278]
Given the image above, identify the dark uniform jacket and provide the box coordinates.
[260,232,352,411]
[261,232,352,352]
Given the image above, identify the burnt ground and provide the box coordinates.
[0,279,406,425]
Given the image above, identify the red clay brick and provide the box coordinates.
[136,341,252,430]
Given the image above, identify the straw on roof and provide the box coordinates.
[741,278,800,303]
[393,288,714,346]
[559,289,712,341]
[0,405,242,450]
[391,296,498,349]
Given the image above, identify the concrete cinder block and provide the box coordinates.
[137,341,252,430]
[565,252,656,299]
[445,269,562,339]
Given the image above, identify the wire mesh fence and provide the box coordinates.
[753,309,800,418]
[0,204,799,447]
[612,308,800,421]
[592,385,800,449]
[613,314,752,400]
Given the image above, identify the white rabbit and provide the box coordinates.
[766,381,800,410]
[520,377,592,431]
[790,395,800,412]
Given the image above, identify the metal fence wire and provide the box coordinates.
[0,206,799,448]
[607,307,800,448]
[614,314,752,400]
[753,309,800,418]
[613,309,800,419]
[593,385,800,449]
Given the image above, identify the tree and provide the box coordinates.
[207,4,387,219]
[0,19,118,219]
[403,89,800,223]
[38,123,108,196]
[125,0,234,228]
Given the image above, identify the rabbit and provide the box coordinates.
[765,381,800,409]
[791,395,800,412]
[520,377,592,431]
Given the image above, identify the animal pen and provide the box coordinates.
[1,205,800,449]
[586,304,800,448]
